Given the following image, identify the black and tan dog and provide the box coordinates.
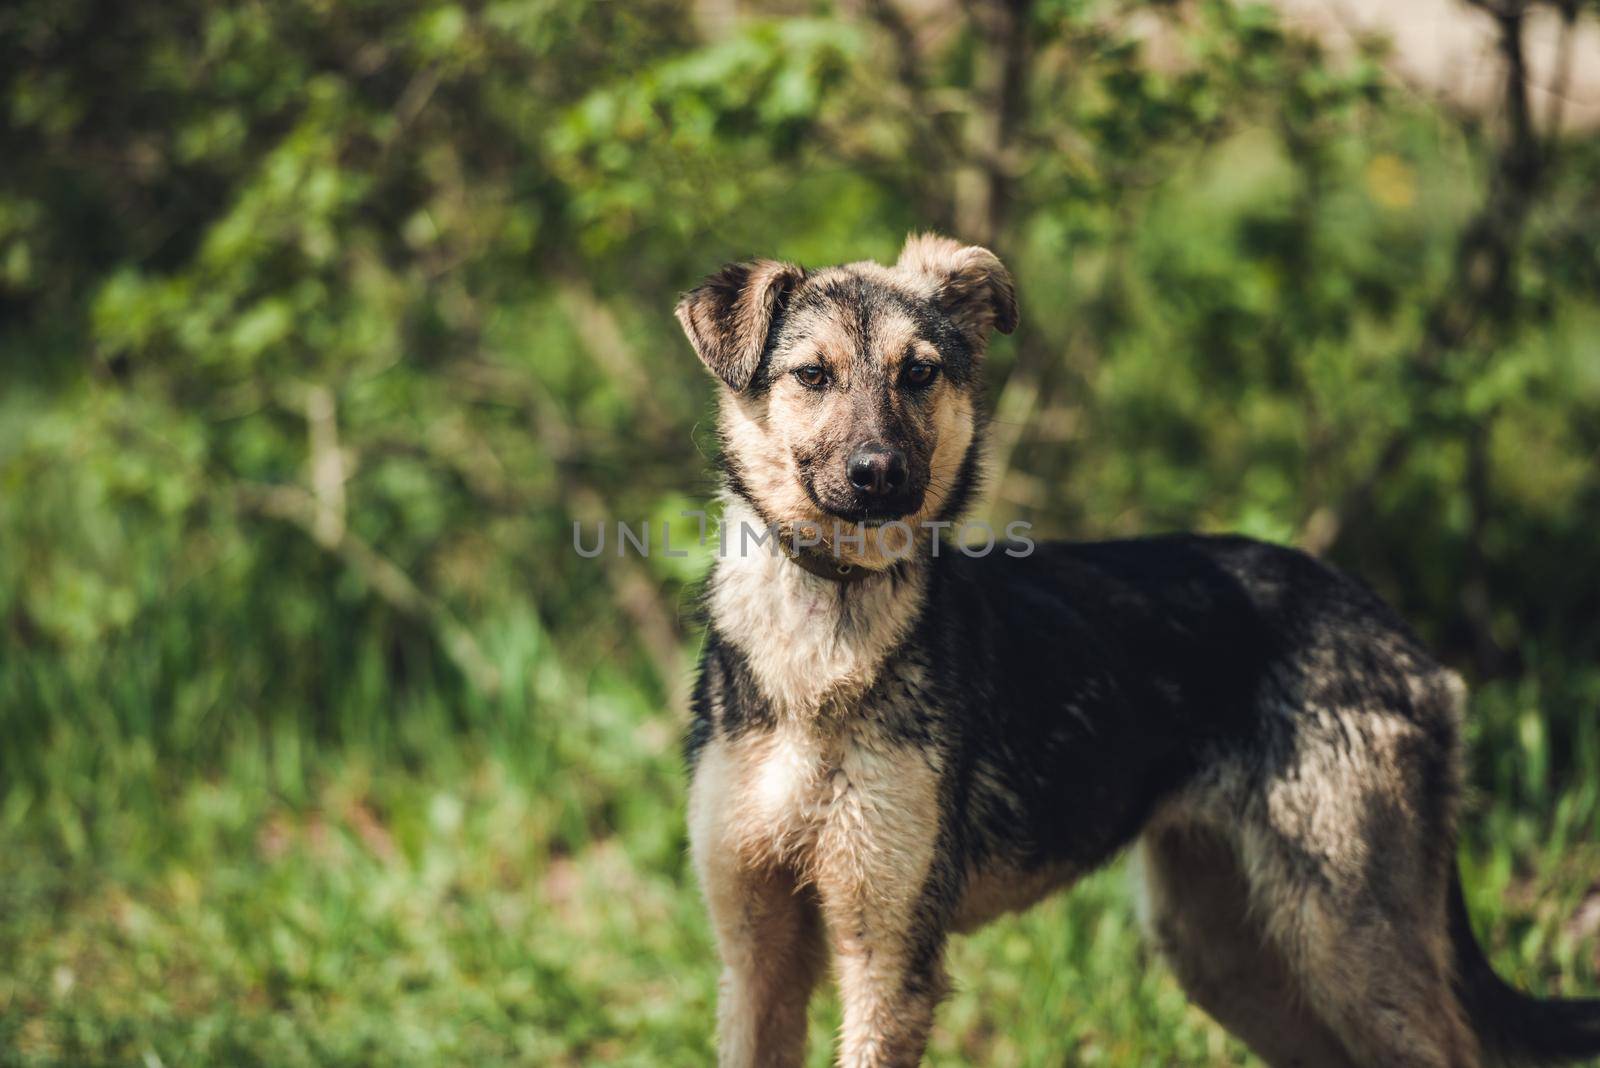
[676,234,1600,1067]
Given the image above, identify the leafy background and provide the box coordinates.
[2,0,1598,1064]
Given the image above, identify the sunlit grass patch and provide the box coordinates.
[3,702,1593,1067]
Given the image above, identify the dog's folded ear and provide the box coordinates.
[675,259,806,391]
[897,233,1018,347]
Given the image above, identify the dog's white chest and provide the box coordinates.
[693,719,941,884]
[731,726,863,856]
[750,725,831,831]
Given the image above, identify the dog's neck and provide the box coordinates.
[708,496,929,719]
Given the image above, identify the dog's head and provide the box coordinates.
[677,234,1016,559]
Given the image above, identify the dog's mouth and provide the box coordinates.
[819,501,920,526]
[802,480,926,527]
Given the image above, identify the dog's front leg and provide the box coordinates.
[703,861,825,1068]
[689,751,825,1068]
[824,899,948,1068]
[815,747,950,1068]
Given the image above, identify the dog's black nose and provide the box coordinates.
[846,443,908,498]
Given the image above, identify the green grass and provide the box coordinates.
[3,654,1596,1068]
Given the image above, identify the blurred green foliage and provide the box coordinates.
[1,0,1597,1064]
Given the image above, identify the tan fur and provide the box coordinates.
[689,739,827,1067]
[896,233,1018,342]
[920,390,976,533]
[814,726,946,1067]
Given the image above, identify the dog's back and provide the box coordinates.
[921,534,1460,873]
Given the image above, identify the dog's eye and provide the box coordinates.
[794,365,828,389]
[902,361,939,388]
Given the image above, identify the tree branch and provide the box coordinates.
[955,0,1033,245]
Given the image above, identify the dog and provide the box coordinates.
[675,233,1600,1067]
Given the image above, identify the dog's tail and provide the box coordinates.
[1451,866,1600,1064]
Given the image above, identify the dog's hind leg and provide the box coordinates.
[1229,689,1482,1068]
[1236,821,1480,1068]
[1140,820,1357,1067]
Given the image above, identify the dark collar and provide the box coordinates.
[778,541,882,585]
